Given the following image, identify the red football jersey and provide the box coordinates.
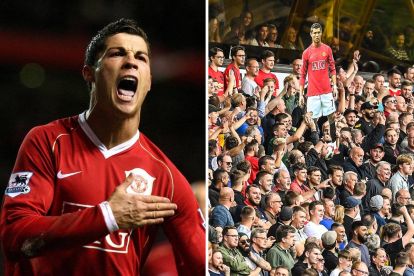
[208,66,225,96]
[1,113,205,276]
[254,69,279,89]
[300,43,336,97]
[223,63,241,92]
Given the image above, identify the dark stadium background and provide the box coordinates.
[0,1,205,274]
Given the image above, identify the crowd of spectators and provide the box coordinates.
[208,34,414,275]
[209,9,414,64]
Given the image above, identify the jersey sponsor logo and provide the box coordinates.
[125,168,155,195]
[311,60,326,71]
[6,172,33,197]
[57,170,82,179]
[62,201,132,253]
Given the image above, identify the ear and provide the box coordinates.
[82,65,95,83]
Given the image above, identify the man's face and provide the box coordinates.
[224,229,239,248]
[385,129,398,145]
[269,28,278,42]
[287,27,297,43]
[356,226,368,243]
[352,263,369,276]
[345,174,357,191]
[381,199,391,216]
[401,162,413,176]
[324,200,335,218]
[377,164,391,181]
[220,155,233,173]
[211,252,224,268]
[264,81,275,94]
[212,51,224,66]
[247,110,259,125]
[396,96,407,112]
[308,170,321,186]
[277,170,291,190]
[292,59,302,75]
[308,248,322,265]
[397,190,411,205]
[247,60,260,77]
[370,148,384,163]
[263,56,275,70]
[345,112,357,127]
[87,33,151,118]
[263,159,276,175]
[253,232,267,250]
[374,75,385,91]
[384,97,397,112]
[405,68,414,81]
[396,34,405,48]
[353,76,364,92]
[247,187,262,206]
[409,136,414,149]
[292,210,307,229]
[296,169,307,182]
[270,194,283,214]
[389,73,401,89]
[258,26,268,41]
[238,235,250,252]
[234,50,246,66]
[311,204,325,221]
[362,106,376,120]
[275,268,289,276]
[283,232,296,248]
[335,226,346,243]
[275,124,288,138]
[331,170,343,186]
[363,82,375,98]
[260,174,273,192]
[280,116,292,130]
[351,149,364,167]
[402,85,413,98]
[310,28,322,44]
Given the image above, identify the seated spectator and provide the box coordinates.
[360,143,385,181]
[370,195,390,233]
[343,147,368,181]
[383,127,401,165]
[249,23,269,47]
[231,170,247,206]
[268,206,293,239]
[304,201,328,239]
[362,161,391,212]
[332,223,347,250]
[266,24,282,48]
[342,197,361,241]
[241,58,260,97]
[369,248,387,276]
[282,27,303,50]
[350,261,369,276]
[248,228,272,273]
[208,250,230,276]
[386,32,410,62]
[273,169,291,204]
[338,171,358,205]
[387,68,403,97]
[391,252,411,275]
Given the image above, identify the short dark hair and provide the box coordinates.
[275,225,296,242]
[309,201,323,214]
[85,18,150,67]
[209,47,224,59]
[261,49,275,60]
[259,155,274,169]
[230,45,245,59]
[222,226,237,236]
[310,23,322,32]
[387,68,402,78]
[372,73,384,81]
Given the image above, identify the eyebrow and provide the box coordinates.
[106,47,149,56]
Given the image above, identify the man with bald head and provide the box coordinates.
[396,189,411,206]
[210,187,235,230]
[343,147,369,181]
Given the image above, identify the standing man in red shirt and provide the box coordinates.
[0,19,205,276]
[255,50,280,96]
[224,45,245,93]
[299,23,337,121]
[208,47,225,96]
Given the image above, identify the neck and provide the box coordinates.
[208,265,220,273]
[233,61,239,69]
[86,108,140,149]
[311,217,320,224]
[252,243,261,253]
[351,238,361,245]
[210,63,218,71]
[261,67,270,73]
[266,207,276,216]
[312,42,321,47]
[279,242,289,250]
[233,185,242,192]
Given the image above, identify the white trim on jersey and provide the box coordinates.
[78,112,140,159]
[99,201,119,233]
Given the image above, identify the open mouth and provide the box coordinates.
[117,76,137,101]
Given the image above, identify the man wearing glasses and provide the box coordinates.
[209,47,225,96]
[241,58,260,96]
[249,228,272,275]
[382,95,398,118]
[351,261,369,275]
[218,226,261,275]
[224,45,245,93]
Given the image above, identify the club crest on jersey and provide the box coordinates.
[6,172,33,197]
[125,168,155,195]
[321,51,327,57]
